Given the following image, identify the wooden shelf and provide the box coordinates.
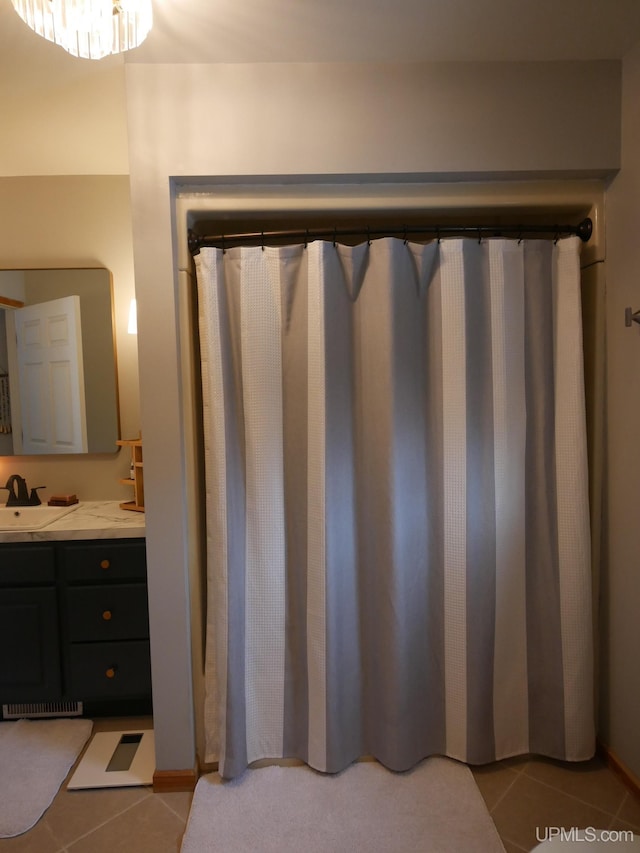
[117,438,144,512]
[119,500,145,513]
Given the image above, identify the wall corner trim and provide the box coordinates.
[597,740,640,801]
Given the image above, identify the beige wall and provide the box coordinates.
[126,61,621,178]
[0,61,128,177]
[601,40,640,779]
[0,176,139,500]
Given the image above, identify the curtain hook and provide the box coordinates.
[333,227,337,248]
[517,229,523,245]
[222,234,226,255]
[403,224,408,245]
[367,226,371,246]
[261,231,265,251]
[304,229,309,249]
[554,228,560,245]
[477,227,482,245]
[436,226,441,245]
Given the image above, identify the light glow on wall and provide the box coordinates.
[127,298,137,335]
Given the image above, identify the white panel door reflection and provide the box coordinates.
[12,295,88,454]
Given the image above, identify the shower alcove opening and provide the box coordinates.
[173,177,605,768]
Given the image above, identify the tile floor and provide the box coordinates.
[473,754,640,852]
[1,716,639,853]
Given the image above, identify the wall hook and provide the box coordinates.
[625,307,640,327]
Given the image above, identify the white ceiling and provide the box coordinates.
[2,0,640,71]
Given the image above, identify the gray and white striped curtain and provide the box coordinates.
[195,235,594,780]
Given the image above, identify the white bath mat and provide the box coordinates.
[67,729,155,789]
[0,717,93,838]
[181,756,505,852]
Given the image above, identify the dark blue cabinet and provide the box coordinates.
[0,586,61,703]
[0,539,150,717]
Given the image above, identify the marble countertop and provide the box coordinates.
[0,501,146,544]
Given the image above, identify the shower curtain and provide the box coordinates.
[195,234,594,780]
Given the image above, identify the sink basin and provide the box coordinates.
[0,504,80,531]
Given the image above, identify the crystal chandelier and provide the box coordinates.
[10,0,153,60]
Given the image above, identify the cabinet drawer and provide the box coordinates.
[0,545,55,585]
[67,641,151,700]
[60,540,146,582]
[67,584,149,641]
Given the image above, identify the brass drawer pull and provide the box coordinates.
[100,559,110,570]
[105,666,117,679]
[102,610,112,621]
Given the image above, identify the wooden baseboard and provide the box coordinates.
[597,740,640,801]
[152,768,198,793]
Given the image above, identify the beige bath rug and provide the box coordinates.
[181,755,505,852]
[0,717,93,837]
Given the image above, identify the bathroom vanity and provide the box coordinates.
[0,502,149,719]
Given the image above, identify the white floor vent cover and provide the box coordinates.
[67,729,155,790]
[3,701,83,719]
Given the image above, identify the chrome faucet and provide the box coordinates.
[1,475,46,507]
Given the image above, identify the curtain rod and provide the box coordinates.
[188,217,592,254]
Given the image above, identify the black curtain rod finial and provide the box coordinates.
[187,229,201,255]
[576,217,593,243]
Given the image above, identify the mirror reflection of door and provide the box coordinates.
[0,268,119,457]
[8,295,88,454]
